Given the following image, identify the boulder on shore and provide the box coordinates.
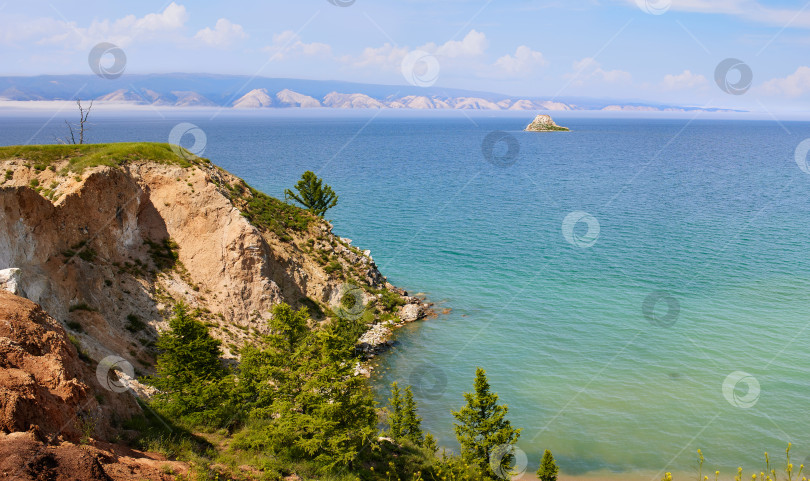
[524,114,569,132]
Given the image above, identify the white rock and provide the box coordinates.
[399,303,423,323]
[0,268,23,296]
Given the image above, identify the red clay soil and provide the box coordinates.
[0,291,189,480]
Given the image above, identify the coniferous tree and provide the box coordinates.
[388,383,424,446]
[452,367,521,480]
[234,303,376,471]
[537,449,559,481]
[150,303,232,425]
[388,382,405,439]
[402,386,424,445]
[284,171,338,217]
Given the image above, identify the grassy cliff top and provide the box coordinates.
[0,142,317,239]
[0,143,199,173]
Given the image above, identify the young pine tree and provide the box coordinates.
[388,382,405,439]
[150,303,231,425]
[387,382,425,445]
[242,303,376,471]
[452,367,521,480]
[402,385,424,445]
[537,449,559,481]
[284,171,338,217]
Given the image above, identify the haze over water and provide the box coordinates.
[3,111,810,478]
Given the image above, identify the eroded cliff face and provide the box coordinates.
[0,150,394,371]
[0,290,189,481]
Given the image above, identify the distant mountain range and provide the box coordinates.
[0,74,736,112]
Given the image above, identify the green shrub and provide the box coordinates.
[66,321,83,332]
[240,187,312,241]
[325,260,343,274]
[78,248,96,262]
[379,289,406,312]
[69,302,96,312]
[67,334,91,362]
[125,314,147,333]
[145,238,179,270]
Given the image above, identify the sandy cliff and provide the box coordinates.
[0,144,424,373]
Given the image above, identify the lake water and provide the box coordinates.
[2,109,810,479]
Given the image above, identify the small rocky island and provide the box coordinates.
[524,114,569,132]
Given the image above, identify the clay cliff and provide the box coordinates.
[0,289,188,480]
[0,143,425,373]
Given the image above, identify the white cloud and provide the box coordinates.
[265,31,332,60]
[194,19,247,48]
[344,30,488,71]
[1,3,245,52]
[342,30,546,80]
[622,0,810,29]
[761,66,810,97]
[567,57,632,85]
[493,45,547,76]
[431,30,489,58]
[347,43,410,69]
[37,2,189,48]
[661,70,707,90]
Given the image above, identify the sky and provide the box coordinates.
[2,0,810,111]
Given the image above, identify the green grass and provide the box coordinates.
[0,143,196,173]
[67,334,91,362]
[239,186,314,241]
[325,260,343,274]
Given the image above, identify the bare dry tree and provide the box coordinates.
[59,99,93,144]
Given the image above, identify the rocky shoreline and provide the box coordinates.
[354,285,434,377]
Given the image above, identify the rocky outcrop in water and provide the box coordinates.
[524,114,569,132]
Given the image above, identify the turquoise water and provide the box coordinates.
[3,111,810,477]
